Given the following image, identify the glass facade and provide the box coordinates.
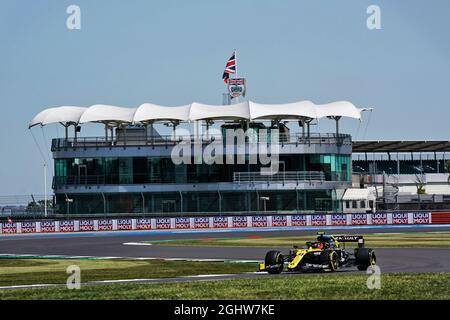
[55,190,336,215]
[54,154,351,186]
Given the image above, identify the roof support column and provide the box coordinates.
[104,124,108,142]
[150,122,155,146]
[307,120,311,146]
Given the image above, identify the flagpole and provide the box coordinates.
[234,49,239,103]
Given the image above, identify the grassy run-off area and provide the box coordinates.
[146,232,450,248]
[0,272,449,299]
[0,258,256,287]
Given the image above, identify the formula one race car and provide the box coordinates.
[258,232,376,274]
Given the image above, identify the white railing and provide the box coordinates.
[233,171,325,184]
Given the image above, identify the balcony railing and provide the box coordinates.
[51,132,351,151]
[233,171,326,184]
[53,170,339,188]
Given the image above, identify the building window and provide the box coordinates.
[360,200,366,208]
[352,201,357,209]
[345,200,350,209]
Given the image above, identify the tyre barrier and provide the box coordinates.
[0,212,448,235]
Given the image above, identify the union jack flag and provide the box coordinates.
[222,51,236,84]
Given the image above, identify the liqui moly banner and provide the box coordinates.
[252,216,268,228]
[21,222,36,233]
[413,212,430,224]
[194,217,210,229]
[79,220,95,232]
[98,219,113,231]
[372,213,387,225]
[213,216,228,228]
[392,212,408,224]
[175,217,191,229]
[156,218,171,229]
[311,214,327,226]
[40,221,56,233]
[59,220,75,232]
[232,216,248,228]
[1,223,17,234]
[331,214,347,226]
[136,218,152,230]
[117,219,133,230]
[291,215,307,226]
[272,215,287,227]
[352,213,368,225]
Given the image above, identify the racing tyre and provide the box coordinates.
[265,250,284,274]
[325,250,338,272]
[355,248,376,271]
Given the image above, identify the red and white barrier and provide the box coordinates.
[1,211,448,235]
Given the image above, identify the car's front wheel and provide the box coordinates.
[265,250,284,274]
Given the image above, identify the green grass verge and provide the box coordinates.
[0,259,256,287]
[146,232,450,248]
[0,273,449,300]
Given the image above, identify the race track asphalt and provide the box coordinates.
[1,226,450,274]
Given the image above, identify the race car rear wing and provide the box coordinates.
[334,235,365,248]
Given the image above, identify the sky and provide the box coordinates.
[0,0,449,195]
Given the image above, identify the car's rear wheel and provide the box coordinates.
[265,250,284,274]
[356,248,376,271]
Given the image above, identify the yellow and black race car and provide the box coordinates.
[258,232,376,274]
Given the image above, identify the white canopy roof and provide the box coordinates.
[189,101,250,121]
[79,104,137,124]
[315,101,362,119]
[29,106,87,128]
[249,100,317,120]
[134,103,191,122]
[30,100,368,127]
